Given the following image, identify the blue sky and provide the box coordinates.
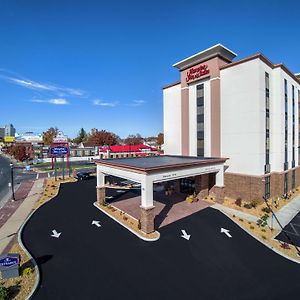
[0,0,299,138]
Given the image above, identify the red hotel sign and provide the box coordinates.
[186,65,209,83]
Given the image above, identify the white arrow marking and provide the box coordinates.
[221,228,232,238]
[92,220,101,227]
[51,229,61,238]
[181,229,191,240]
[105,196,113,199]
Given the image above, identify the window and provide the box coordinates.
[284,173,288,194]
[292,170,296,189]
[284,79,288,170]
[265,73,270,172]
[197,84,204,157]
[264,176,270,199]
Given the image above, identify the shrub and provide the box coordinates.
[280,242,291,249]
[261,235,267,240]
[22,267,33,276]
[250,199,262,208]
[248,221,252,224]
[250,226,255,230]
[261,228,266,232]
[239,218,244,222]
[235,198,242,207]
[244,203,252,209]
[0,285,8,300]
[138,220,141,230]
[232,214,236,218]
[261,207,272,213]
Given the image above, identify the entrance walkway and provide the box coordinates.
[109,190,211,228]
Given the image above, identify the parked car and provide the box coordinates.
[75,172,91,180]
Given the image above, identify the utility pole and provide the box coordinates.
[10,163,15,201]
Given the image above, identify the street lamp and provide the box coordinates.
[9,163,15,201]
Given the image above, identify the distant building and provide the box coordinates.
[0,128,4,139]
[15,132,43,143]
[4,124,16,137]
[99,144,159,159]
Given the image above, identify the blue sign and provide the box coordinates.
[0,256,19,268]
[49,146,69,156]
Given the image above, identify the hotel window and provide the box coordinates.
[284,79,288,170]
[197,84,204,157]
[292,170,296,189]
[292,85,295,168]
[264,73,270,174]
[284,173,288,195]
[264,176,270,199]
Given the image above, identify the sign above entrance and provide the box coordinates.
[186,65,209,83]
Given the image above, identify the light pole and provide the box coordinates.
[10,163,15,201]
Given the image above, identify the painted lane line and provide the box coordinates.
[36,173,39,180]
[221,228,232,238]
[181,229,191,240]
[51,230,61,238]
[105,196,114,199]
[48,172,50,178]
[92,220,101,227]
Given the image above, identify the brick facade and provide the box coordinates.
[225,166,300,202]
[140,206,155,234]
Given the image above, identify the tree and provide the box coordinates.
[73,128,88,144]
[157,133,164,148]
[87,130,118,146]
[124,133,144,145]
[43,127,58,145]
[8,145,29,161]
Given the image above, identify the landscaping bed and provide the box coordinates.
[228,213,300,263]
[0,243,35,300]
[205,187,300,218]
[95,202,159,240]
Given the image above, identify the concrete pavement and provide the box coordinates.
[0,179,44,254]
[268,194,300,229]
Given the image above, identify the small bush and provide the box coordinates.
[0,285,8,300]
[261,228,266,232]
[239,218,244,222]
[250,199,262,208]
[235,198,242,207]
[138,220,141,230]
[280,242,291,249]
[261,207,272,213]
[232,214,236,218]
[261,235,267,240]
[244,203,252,209]
[250,226,255,230]
[22,267,33,276]
[248,221,252,224]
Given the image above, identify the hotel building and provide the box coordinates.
[163,44,300,201]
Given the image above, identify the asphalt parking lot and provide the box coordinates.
[22,178,300,300]
[276,211,300,247]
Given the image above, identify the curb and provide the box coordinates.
[18,210,41,300]
[93,202,160,242]
[218,210,300,265]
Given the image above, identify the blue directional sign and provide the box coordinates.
[49,146,69,156]
[0,256,19,268]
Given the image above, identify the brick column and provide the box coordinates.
[211,186,225,203]
[196,174,209,200]
[96,186,106,205]
[140,206,155,234]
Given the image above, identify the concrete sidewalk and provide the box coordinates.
[0,179,44,254]
[211,203,259,223]
[267,195,300,230]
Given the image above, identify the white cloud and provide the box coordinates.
[0,72,86,97]
[93,99,118,107]
[129,100,146,107]
[30,98,69,105]
[49,98,68,105]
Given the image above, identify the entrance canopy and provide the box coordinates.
[95,155,227,233]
